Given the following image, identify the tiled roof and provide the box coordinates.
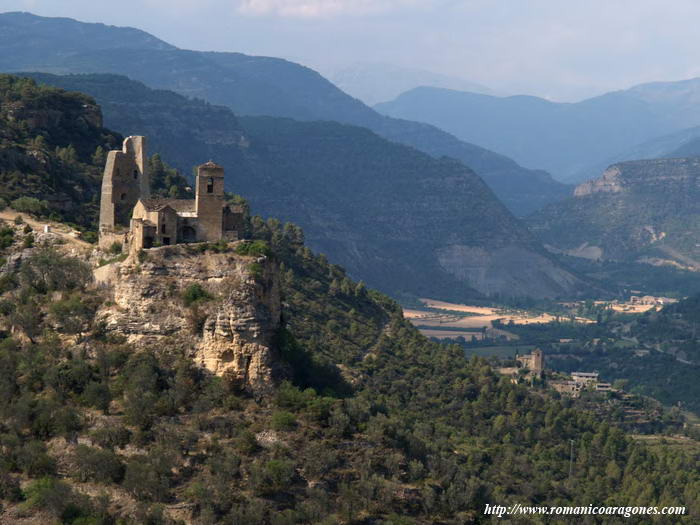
[141,198,195,213]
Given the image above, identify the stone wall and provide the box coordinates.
[99,136,149,249]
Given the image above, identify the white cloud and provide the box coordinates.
[237,0,426,18]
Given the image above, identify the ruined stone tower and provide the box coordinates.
[195,161,225,242]
[99,136,149,248]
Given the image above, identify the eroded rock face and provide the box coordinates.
[97,243,282,393]
[574,165,625,197]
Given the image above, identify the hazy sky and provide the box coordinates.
[6,0,700,101]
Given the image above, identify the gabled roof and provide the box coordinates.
[141,198,195,213]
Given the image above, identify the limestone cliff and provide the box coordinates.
[96,243,282,393]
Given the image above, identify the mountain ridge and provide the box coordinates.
[0,11,570,216]
[9,72,586,300]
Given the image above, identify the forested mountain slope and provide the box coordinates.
[0,211,697,523]
[0,75,120,227]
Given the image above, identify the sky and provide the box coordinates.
[5,0,700,101]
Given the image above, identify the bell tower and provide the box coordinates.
[195,161,225,241]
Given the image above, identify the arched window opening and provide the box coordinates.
[134,170,139,180]
[207,177,214,194]
[120,193,126,201]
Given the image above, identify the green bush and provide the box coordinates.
[182,283,212,307]
[0,226,14,250]
[271,411,297,431]
[10,196,48,216]
[235,240,271,257]
[108,241,122,255]
[22,233,34,248]
[74,445,124,483]
[249,262,263,280]
[90,424,131,450]
[21,477,72,516]
[251,459,296,495]
[123,453,172,502]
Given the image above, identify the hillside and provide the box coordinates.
[0,211,698,522]
[0,75,121,228]
[528,158,700,273]
[0,11,570,216]
[18,73,585,301]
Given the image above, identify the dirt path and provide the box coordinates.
[0,210,92,250]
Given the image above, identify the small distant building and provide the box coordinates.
[551,380,581,397]
[98,136,244,251]
[572,372,599,384]
[595,382,613,392]
[516,349,544,376]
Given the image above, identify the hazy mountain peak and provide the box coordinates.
[327,61,499,106]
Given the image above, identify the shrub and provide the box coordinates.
[0,225,14,249]
[20,247,93,293]
[90,424,131,450]
[251,459,296,495]
[21,477,72,516]
[123,453,172,502]
[236,430,258,455]
[249,262,263,280]
[82,381,112,412]
[182,283,212,307]
[0,469,22,502]
[10,196,48,216]
[74,445,124,483]
[271,411,297,431]
[235,240,271,257]
[49,294,94,334]
[16,441,56,477]
[108,241,122,255]
[22,233,34,248]
[81,230,98,244]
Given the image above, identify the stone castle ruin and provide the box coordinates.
[98,136,243,251]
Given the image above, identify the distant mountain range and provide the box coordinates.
[326,62,498,106]
[376,80,700,182]
[18,72,586,300]
[528,157,700,270]
[0,11,570,216]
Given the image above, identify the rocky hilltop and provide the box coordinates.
[529,157,700,268]
[97,243,282,393]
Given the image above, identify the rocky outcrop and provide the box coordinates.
[97,243,282,393]
[574,165,625,197]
